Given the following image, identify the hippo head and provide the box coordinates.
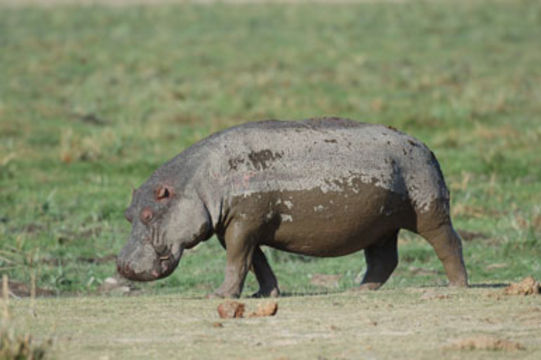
[117,181,212,281]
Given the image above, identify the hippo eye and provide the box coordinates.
[156,186,172,201]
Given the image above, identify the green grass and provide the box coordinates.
[1,0,541,297]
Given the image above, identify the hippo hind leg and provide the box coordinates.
[358,230,399,290]
[418,222,468,287]
[251,247,280,298]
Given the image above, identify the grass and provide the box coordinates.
[0,329,49,360]
[1,0,541,300]
[7,287,541,359]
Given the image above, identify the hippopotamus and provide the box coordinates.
[117,117,468,297]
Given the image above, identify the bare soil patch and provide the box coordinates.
[0,280,54,298]
[446,335,525,351]
[8,287,541,359]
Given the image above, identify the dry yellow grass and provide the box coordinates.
[8,287,541,359]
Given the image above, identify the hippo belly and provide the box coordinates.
[229,181,416,257]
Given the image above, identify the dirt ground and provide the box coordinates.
[7,287,541,359]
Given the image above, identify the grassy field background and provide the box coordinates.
[2,0,540,297]
[1,0,541,358]
[1,0,541,303]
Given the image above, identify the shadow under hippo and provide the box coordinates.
[117,117,468,298]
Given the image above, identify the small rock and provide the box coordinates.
[217,301,245,319]
[217,301,278,319]
[503,276,540,296]
[98,276,138,295]
[248,301,278,318]
[99,277,121,291]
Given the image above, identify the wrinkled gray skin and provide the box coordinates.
[117,118,468,297]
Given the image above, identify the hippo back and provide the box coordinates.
[199,118,448,213]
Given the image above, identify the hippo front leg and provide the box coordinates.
[212,221,256,298]
[251,247,280,298]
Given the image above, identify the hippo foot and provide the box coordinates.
[251,287,280,298]
[448,279,469,287]
[357,282,383,291]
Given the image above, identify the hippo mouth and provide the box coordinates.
[156,252,181,278]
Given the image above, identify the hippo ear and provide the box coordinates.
[156,185,173,201]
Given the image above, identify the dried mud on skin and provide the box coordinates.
[217,301,278,319]
[503,276,540,296]
[446,335,525,351]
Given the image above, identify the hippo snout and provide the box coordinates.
[116,258,160,281]
[116,242,160,281]
[116,240,183,282]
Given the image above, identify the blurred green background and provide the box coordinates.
[1,0,540,297]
